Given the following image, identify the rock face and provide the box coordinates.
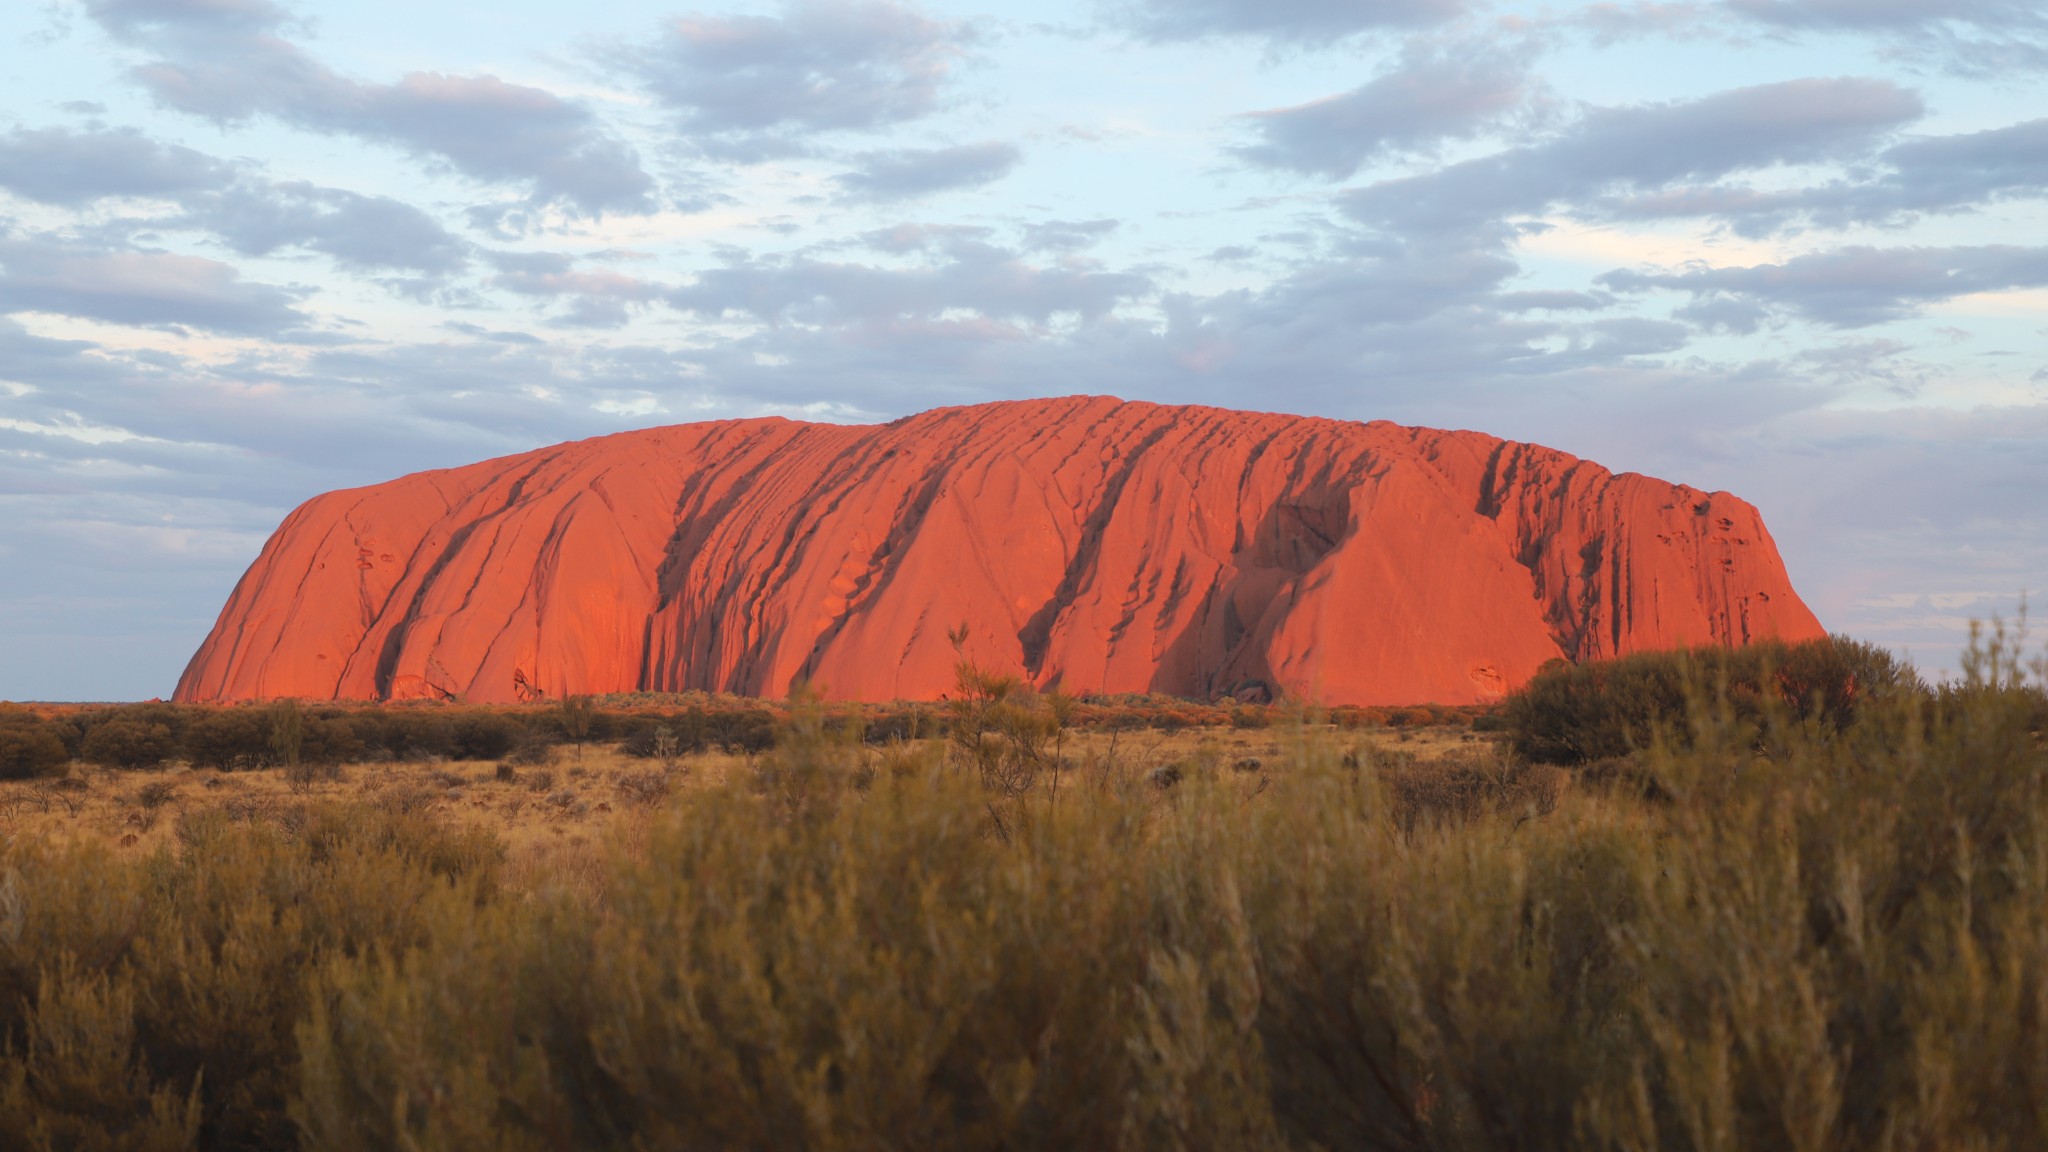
[176,397,1824,706]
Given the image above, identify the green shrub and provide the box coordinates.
[181,709,271,772]
[537,695,607,753]
[704,706,777,753]
[297,752,1159,1151]
[0,803,500,1151]
[0,712,69,780]
[79,718,178,770]
[1379,748,1565,834]
[862,704,936,743]
[297,714,362,766]
[345,711,455,761]
[75,705,187,758]
[618,705,778,755]
[449,713,523,761]
[1502,634,1918,766]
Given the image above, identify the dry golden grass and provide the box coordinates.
[0,722,1494,900]
[11,631,2037,1152]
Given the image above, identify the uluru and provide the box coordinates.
[175,397,1822,707]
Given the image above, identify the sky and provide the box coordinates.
[1,0,2044,700]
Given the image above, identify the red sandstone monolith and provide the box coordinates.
[175,397,1824,706]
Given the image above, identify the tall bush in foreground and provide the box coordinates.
[291,624,2048,1150]
[0,807,500,1150]
[2,625,2046,1149]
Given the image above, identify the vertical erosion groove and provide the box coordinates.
[176,400,1826,705]
[1016,418,1178,676]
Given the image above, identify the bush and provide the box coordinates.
[1379,748,1566,834]
[279,656,2048,1151]
[80,718,179,770]
[613,768,674,808]
[1230,704,1272,729]
[539,695,609,752]
[346,711,457,761]
[862,705,937,743]
[182,709,272,771]
[450,713,524,761]
[298,713,363,766]
[0,711,69,780]
[0,802,499,1150]
[46,714,87,760]
[704,707,777,753]
[621,705,778,755]
[502,737,557,769]
[612,714,659,755]
[9,626,2048,1150]
[298,753,1159,1151]
[1502,634,1919,766]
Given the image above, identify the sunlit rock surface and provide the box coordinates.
[176,397,1824,705]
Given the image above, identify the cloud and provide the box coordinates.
[858,222,994,253]
[1727,0,2045,32]
[1103,0,1468,43]
[628,0,971,157]
[0,234,309,335]
[0,125,233,206]
[0,123,473,278]
[1602,244,2048,328]
[0,314,654,507]
[5,0,2038,703]
[82,0,653,214]
[1871,118,2048,214]
[1571,2,1715,44]
[485,251,663,328]
[833,142,1020,202]
[1341,77,1924,235]
[667,237,1151,329]
[1586,115,2048,235]
[1725,0,2048,74]
[1494,289,1615,312]
[1132,239,1578,397]
[1020,219,1119,252]
[1236,40,1537,179]
[0,318,120,405]
[185,183,472,277]
[83,0,294,37]
[642,226,1746,434]
[0,308,677,700]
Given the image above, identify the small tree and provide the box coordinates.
[558,695,596,760]
[1043,690,1076,808]
[944,623,1069,840]
[269,699,304,769]
[652,724,681,773]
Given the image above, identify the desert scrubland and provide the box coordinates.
[0,634,2043,1150]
